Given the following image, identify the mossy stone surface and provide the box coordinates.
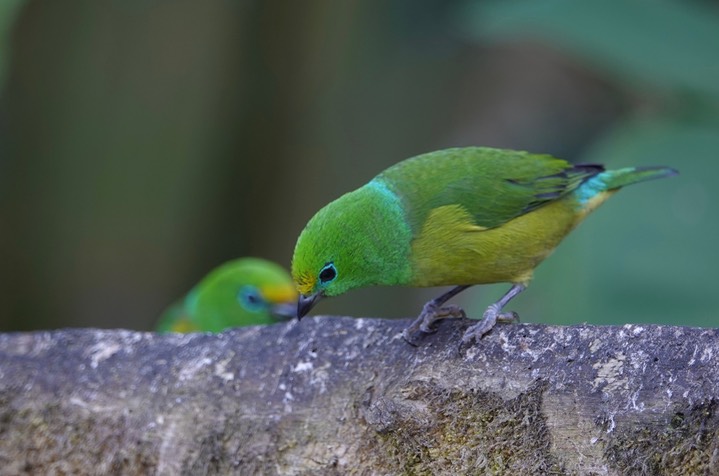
[1,319,718,474]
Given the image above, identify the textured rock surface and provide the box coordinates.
[1,317,718,475]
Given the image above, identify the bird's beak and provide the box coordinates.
[270,303,296,320]
[297,293,321,320]
[262,284,299,321]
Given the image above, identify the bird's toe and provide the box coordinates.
[498,311,520,324]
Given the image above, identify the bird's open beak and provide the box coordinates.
[297,293,321,320]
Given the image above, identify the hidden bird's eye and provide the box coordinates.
[319,263,337,284]
[238,285,265,312]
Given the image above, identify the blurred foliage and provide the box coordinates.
[0,0,715,331]
[460,0,719,98]
[457,0,719,326]
[0,0,25,90]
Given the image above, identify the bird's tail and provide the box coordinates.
[573,165,678,217]
[600,166,679,190]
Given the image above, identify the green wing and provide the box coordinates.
[377,147,602,231]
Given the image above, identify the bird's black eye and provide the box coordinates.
[319,263,337,284]
[238,285,265,312]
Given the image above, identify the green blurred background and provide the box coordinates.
[1,0,716,332]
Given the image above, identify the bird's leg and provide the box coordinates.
[402,285,473,345]
[461,283,525,345]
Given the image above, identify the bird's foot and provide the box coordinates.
[460,304,519,346]
[402,301,467,346]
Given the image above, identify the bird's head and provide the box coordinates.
[291,183,412,319]
[237,280,298,320]
[291,200,364,319]
[192,258,297,330]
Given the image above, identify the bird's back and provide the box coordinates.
[377,147,601,233]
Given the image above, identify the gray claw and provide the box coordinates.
[402,303,467,346]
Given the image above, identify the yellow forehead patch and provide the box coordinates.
[294,273,317,297]
[260,283,298,304]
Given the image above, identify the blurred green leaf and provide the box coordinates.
[458,0,719,99]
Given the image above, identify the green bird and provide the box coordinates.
[157,258,297,333]
[291,147,677,344]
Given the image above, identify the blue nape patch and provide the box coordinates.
[574,173,608,206]
[368,179,403,211]
[368,178,396,198]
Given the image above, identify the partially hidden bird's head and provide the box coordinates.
[292,180,413,319]
[204,258,297,321]
[185,258,298,331]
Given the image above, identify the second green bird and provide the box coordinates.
[292,147,677,344]
[157,258,297,333]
